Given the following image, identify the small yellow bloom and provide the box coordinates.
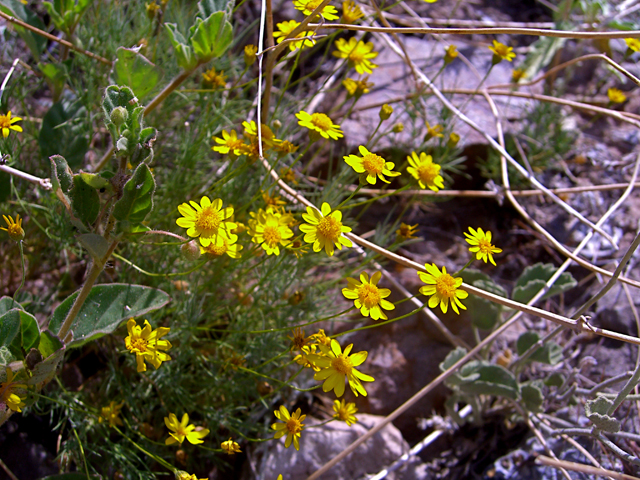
[300,202,353,256]
[625,38,640,52]
[212,130,245,156]
[464,227,502,266]
[248,208,294,255]
[407,152,444,191]
[0,368,27,413]
[280,167,297,184]
[424,120,444,140]
[296,110,343,141]
[418,264,468,314]
[176,196,237,247]
[333,37,379,75]
[164,413,210,446]
[221,438,242,454]
[124,318,172,372]
[608,87,626,104]
[511,68,526,83]
[379,104,393,121]
[342,0,363,23]
[344,145,400,185]
[308,339,374,397]
[199,237,243,259]
[1,214,25,241]
[293,0,339,20]
[342,76,373,97]
[288,327,313,352]
[342,271,395,320]
[396,222,418,240]
[0,111,23,138]
[444,45,458,64]
[273,20,316,51]
[274,140,299,156]
[488,40,516,63]
[272,405,306,450]
[145,2,160,19]
[176,472,206,480]
[244,44,258,66]
[98,401,124,428]
[333,399,358,426]
[447,132,460,148]
[202,67,226,89]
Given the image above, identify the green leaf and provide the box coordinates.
[512,263,577,304]
[39,100,89,169]
[69,174,100,226]
[0,310,20,352]
[460,270,506,330]
[27,344,65,386]
[113,47,163,99]
[165,23,197,70]
[113,164,155,225]
[458,364,520,400]
[0,0,47,60]
[0,308,40,358]
[521,382,544,412]
[102,85,137,119]
[48,284,171,348]
[198,0,235,18]
[0,296,23,316]
[545,372,565,387]
[440,347,467,372]
[585,396,620,433]
[77,234,109,261]
[78,172,110,191]
[0,346,13,365]
[49,155,74,193]
[516,331,563,365]
[190,12,233,63]
[38,62,68,103]
[38,330,64,359]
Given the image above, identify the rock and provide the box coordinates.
[255,414,428,480]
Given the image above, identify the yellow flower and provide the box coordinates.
[243,120,277,146]
[199,237,243,259]
[396,222,418,240]
[423,0,437,3]
[221,438,242,454]
[418,264,468,314]
[342,0,363,23]
[296,110,343,141]
[1,214,25,241]
[342,271,395,320]
[176,472,207,480]
[342,76,373,97]
[288,327,313,352]
[392,122,404,133]
[424,120,444,140]
[300,202,352,256]
[262,191,287,209]
[273,20,316,51]
[98,401,124,428]
[212,130,245,156]
[124,318,172,372]
[625,38,640,52]
[333,37,379,74]
[280,167,297,184]
[244,44,258,66]
[333,399,358,426]
[275,140,299,156]
[488,40,515,63]
[447,132,460,148]
[608,87,626,104]
[444,44,458,64]
[293,0,339,20]
[248,208,294,255]
[379,103,393,121]
[0,368,27,412]
[272,405,306,450]
[511,68,526,83]
[464,227,502,266]
[308,339,374,397]
[202,67,226,89]
[407,152,444,191]
[164,413,210,446]
[311,328,332,347]
[344,145,400,185]
[176,196,237,247]
[0,111,22,138]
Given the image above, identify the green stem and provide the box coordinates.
[453,257,475,276]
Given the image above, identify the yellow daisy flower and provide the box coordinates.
[344,145,400,185]
[625,38,640,52]
[288,327,314,352]
[1,214,25,241]
[221,438,242,454]
[176,196,237,247]
[396,222,418,239]
[488,40,515,63]
[199,237,243,258]
[273,20,316,51]
[464,227,502,266]
[333,399,358,426]
[124,318,172,372]
[275,140,299,156]
[418,264,468,314]
[342,0,363,23]
[311,328,332,347]
[342,271,395,320]
[296,110,343,141]
[177,473,207,480]
[272,405,306,450]
[164,413,210,446]
[98,401,124,428]
[212,130,245,156]
[608,88,626,104]
[0,111,22,138]
[342,76,373,97]
[511,68,526,83]
[424,120,444,140]
[0,368,27,413]
[248,208,294,255]
[308,339,374,397]
[407,152,444,191]
[332,37,379,74]
[202,67,226,89]
[299,202,352,256]
[293,0,339,20]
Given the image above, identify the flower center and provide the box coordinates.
[495,45,509,57]
[130,337,149,353]
[286,417,303,434]
[435,273,457,299]
[0,116,10,129]
[305,0,322,11]
[331,354,353,375]
[316,215,342,241]
[357,284,381,308]
[362,153,385,175]
[205,243,228,256]
[195,206,222,233]
[348,49,364,63]
[417,163,439,184]
[263,225,282,247]
[478,239,493,254]
[310,113,332,132]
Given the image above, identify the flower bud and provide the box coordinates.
[1,214,24,241]
[145,2,160,20]
[447,132,460,148]
[110,107,128,127]
[392,122,404,133]
[379,104,393,121]
[244,44,258,66]
[181,241,200,261]
[444,45,458,65]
